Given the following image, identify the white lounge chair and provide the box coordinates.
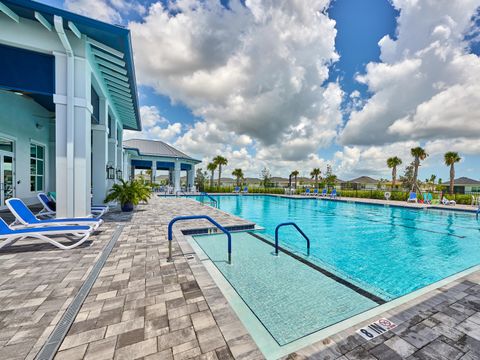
[38,193,108,218]
[7,198,103,230]
[0,218,92,250]
[442,197,456,206]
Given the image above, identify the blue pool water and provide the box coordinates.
[195,195,480,301]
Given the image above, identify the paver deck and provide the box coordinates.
[0,195,480,359]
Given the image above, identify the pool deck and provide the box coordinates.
[0,196,480,359]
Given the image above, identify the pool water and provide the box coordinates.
[195,195,480,301]
[193,232,377,345]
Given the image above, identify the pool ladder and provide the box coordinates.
[275,222,310,256]
[200,192,218,208]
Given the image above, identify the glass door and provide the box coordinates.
[1,155,14,206]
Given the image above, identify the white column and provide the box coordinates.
[187,166,195,190]
[92,97,108,204]
[151,161,157,184]
[116,124,123,179]
[53,52,92,217]
[174,161,181,192]
[107,117,117,188]
[123,150,129,180]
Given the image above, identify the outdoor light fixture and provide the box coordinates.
[106,165,115,179]
[116,169,123,179]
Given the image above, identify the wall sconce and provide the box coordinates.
[106,165,115,179]
[116,169,123,179]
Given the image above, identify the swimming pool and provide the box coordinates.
[190,195,480,351]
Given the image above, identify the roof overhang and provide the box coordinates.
[124,146,202,164]
[1,0,141,131]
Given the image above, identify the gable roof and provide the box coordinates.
[441,177,480,185]
[123,139,201,163]
[346,176,379,184]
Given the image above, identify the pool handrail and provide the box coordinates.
[167,215,232,264]
[476,207,480,220]
[175,189,187,197]
[274,222,310,256]
[200,192,218,208]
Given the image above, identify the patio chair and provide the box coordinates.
[0,218,92,250]
[313,188,319,196]
[320,189,327,197]
[329,188,337,198]
[242,187,248,194]
[6,198,103,230]
[407,192,417,203]
[233,186,240,193]
[441,197,456,206]
[38,193,108,218]
[304,188,311,196]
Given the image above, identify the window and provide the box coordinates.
[0,138,13,152]
[30,143,44,192]
[91,87,100,124]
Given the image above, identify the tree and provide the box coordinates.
[410,147,428,193]
[213,156,228,187]
[324,165,337,188]
[386,156,402,189]
[400,162,415,190]
[207,162,217,188]
[310,168,321,188]
[195,168,207,192]
[444,152,461,195]
[232,168,244,187]
[260,167,272,188]
[290,170,299,189]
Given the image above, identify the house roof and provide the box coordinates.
[441,177,480,185]
[123,139,201,163]
[346,176,379,184]
[3,0,141,131]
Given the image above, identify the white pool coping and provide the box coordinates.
[186,233,480,360]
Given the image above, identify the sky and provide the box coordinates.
[40,0,480,181]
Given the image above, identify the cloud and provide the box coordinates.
[65,0,145,24]
[124,105,181,142]
[340,0,480,146]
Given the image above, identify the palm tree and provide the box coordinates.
[213,155,228,187]
[207,162,217,188]
[291,170,299,189]
[410,147,428,192]
[444,152,461,195]
[310,168,321,188]
[232,168,244,187]
[386,157,402,189]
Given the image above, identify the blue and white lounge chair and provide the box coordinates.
[313,188,319,196]
[7,198,103,230]
[0,218,92,250]
[329,188,337,198]
[442,197,456,206]
[242,187,248,194]
[320,189,327,197]
[407,192,417,203]
[304,188,311,196]
[37,193,108,218]
[233,186,240,193]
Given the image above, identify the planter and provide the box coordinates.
[121,202,134,212]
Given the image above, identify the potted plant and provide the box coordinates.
[104,179,152,212]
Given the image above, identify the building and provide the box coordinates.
[123,139,200,191]
[441,177,480,194]
[343,176,380,190]
[0,0,141,216]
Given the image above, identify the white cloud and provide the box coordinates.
[340,0,480,146]
[65,0,145,24]
[124,105,181,142]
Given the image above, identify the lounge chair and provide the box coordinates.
[407,192,417,203]
[313,188,319,196]
[233,186,240,193]
[423,193,433,204]
[320,189,327,197]
[0,218,92,250]
[329,188,337,198]
[242,187,248,194]
[7,198,103,230]
[442,197,456,206]
[38,193,108,218]
[304,188,311,196]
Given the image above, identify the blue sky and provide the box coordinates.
[43,0,480,181]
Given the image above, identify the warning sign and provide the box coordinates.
[356,318,397,340]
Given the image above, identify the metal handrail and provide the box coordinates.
[176,190,187,197]
[200,192,218,208]
[476,207,480,220]
[274,222,310,256]
[167,215,232,264]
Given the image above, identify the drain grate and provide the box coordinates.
[35,225,124,360]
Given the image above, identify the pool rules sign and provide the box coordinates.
[356,318,397,340]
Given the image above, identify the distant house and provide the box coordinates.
[441,177,480,194]
[343,176,380,190]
